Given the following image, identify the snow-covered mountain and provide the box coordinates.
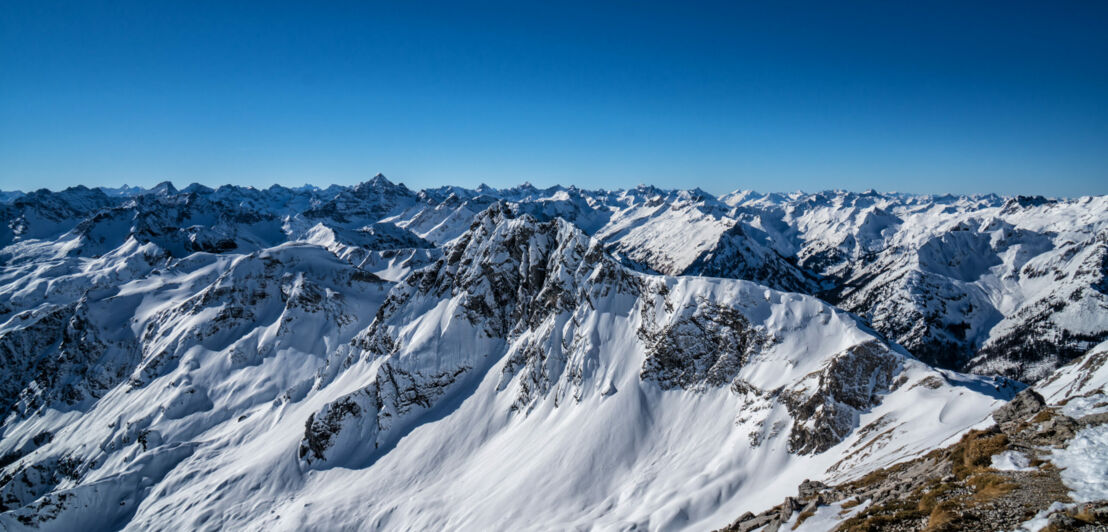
[723,190,1108,382]
[0,177,1102,530]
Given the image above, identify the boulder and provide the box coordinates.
[1078,411,1108,429]
[992,388,1045,425]
[797,479,827,499]
[1035,415,1078,445]
[737,514,774,532]
[779,496,801,522]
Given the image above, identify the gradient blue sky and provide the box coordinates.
[2,1,1106,196]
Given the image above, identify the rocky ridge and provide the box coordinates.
[720,341,1108,531]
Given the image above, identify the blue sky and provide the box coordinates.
[2,1,1106,196]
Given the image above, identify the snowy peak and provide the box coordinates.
[302,175,418,224]
[682,221,820,293]
[374,202,621,339]
[147,181,178,196]
[351,173,412,198]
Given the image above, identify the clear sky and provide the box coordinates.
[2,1,1106,196]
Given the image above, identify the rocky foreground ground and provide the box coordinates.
[721,388,1108,531]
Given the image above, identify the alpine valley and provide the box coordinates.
[0,176,1106,531]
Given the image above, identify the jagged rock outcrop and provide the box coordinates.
[637,294,770,390]
[781,341,901,454]
[992,388,1046,426]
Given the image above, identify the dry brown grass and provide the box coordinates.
[1072,505,1106,524]
[838,498,864,516]
[791,509,815,529]
[841,498,863,510]
[839,498,925,532]
[853,468,890,488]
[965,433,1009,468]
[921,501,959,532]
[968,472,1015,501]
[950,429,1009,478]
[917,483,955,513]
[1074,509,1096,523]
[1031,409,1053,423]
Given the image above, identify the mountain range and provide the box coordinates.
[0,176,1104,530]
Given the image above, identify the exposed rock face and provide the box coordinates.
[781,341,901,454]
[299,393,365,464]
[798,479,827,499]
[365,202,627,338]
[299,363,468,468]
[1038,339,1108,401]
[0,186,118,246]
[967,234,1108,382]
[638,294,770,390]
[0,236,394,527]
[0,305,80,414]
